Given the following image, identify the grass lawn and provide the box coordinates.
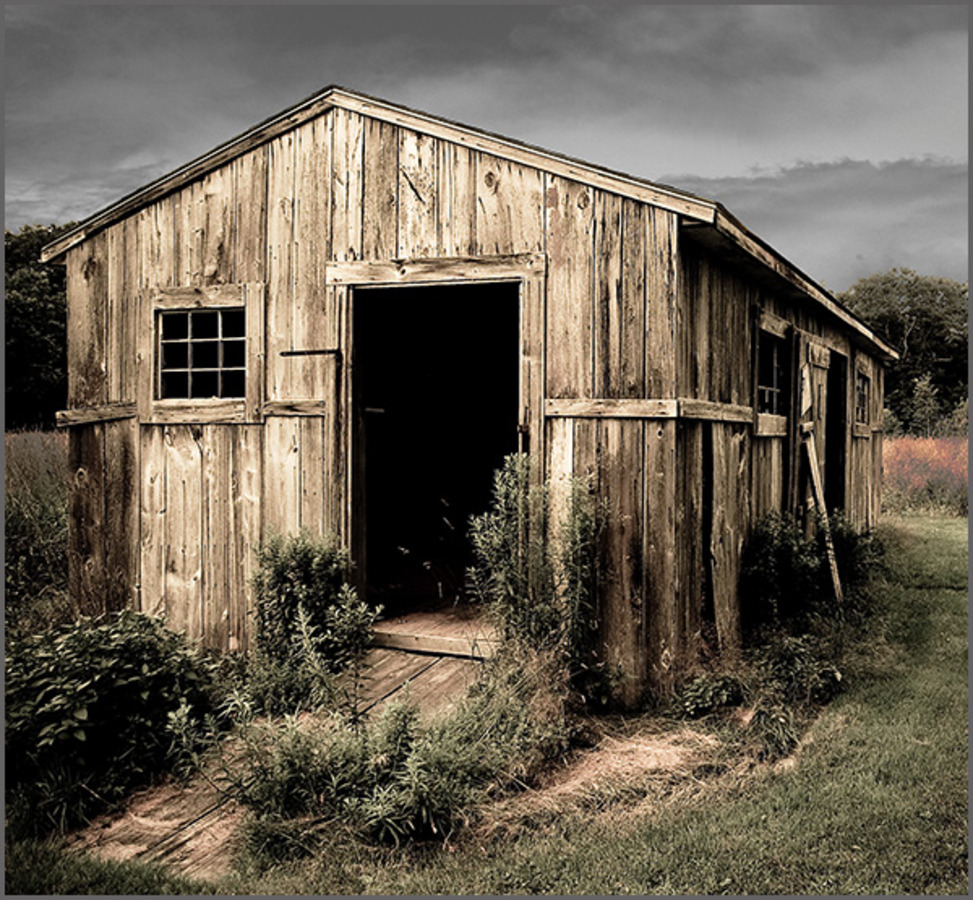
[6,515,968,895]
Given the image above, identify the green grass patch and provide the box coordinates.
[7,515,967,894]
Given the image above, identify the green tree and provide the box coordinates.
[5,223,75,429]
[838,268,968,434]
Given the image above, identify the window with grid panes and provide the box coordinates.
[757,330,789,416]
[158,308,246,399]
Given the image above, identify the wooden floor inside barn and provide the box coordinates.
[65,607,499,880]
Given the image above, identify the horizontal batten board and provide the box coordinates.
[262,400,328,415]
[148,400,246,424]
[545,398,678,419]
[679,399,754,423]
[56,402,137,427]
[152,285,247,309]
[326,253,545,285]
[758,309,791,338]
[372,631,499,660]
[756,413,788,436]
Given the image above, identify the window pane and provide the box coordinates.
[222,339,246,369]
[161,371,189,399]
[162,342,189,369]
[191,310,219,339]
[221,308,245,338]
[161,312,188,340]
[221,369,246,398]
[192,340,220,369]
[191,371,219,398]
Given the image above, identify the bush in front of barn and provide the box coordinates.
[248,528,379,715]
[5,610,219,837]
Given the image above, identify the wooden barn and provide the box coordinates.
[43,86,895,704]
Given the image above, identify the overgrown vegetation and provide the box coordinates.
[4,429,73,638]
[5,611,220,838]
[467,453,612,707]
[248,529,378,716]
[882,435,968,515]
[230,455,598,858]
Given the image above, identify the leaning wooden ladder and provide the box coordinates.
[800,421,844,605]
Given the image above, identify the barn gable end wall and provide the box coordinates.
[59,100,886,705]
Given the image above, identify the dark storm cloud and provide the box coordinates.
[4,5,967,287]
[669,159,968,290]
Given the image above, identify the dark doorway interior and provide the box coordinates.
[353,282,520,615]
[825,351,848,513]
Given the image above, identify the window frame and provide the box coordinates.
[854,368,872,436]
[156,306,247,401]
[756,326,791,420]
[144,283,264,424]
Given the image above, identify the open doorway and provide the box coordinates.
[352,282,521,616]
[825,350,848,513]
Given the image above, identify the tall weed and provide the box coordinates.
[4,429,73,636]
[882,436,968,515]
[467,453,609,705]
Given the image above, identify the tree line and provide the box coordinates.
[4,223,968,435]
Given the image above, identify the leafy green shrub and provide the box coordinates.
[5,611,217,836]
[749,700,799,761]
[4,430,74,638]
[467,453,609,705]
[249,530,378,715]
[754,634,843,705]
[239,648,568,851]
[740,511,883,639]
[674,673,746,718]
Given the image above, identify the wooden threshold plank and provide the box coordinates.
[371,630,499,659]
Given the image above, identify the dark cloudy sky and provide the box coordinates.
[5,3,967,292]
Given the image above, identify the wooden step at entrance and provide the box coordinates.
[371,604,500,659]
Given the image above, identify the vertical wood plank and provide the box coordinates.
[265,132,296,401]
[245,282,266,423]
[709,423,746,653]
[294,115,332,399]
[476,152,545,255]
[104,417,139,613]
[362,117,398,260]
[232,425,262,652]
[678,420,705,663]
[66,234,108,408]
[545,176,594,399]
[593,192,623,398]
[332,108,365,261]
[122,217,140,404]
[201,165,233,286]
[643,418,677,692]
[300,416,325,535]
[106,224,124,404]
[263,416,301,537]
[598,418,645,706]
[645,207,678,399]
[164,425,203,639]
[234,145,268,284]
[437,142,476,256]
[202,426,230,650]
[620,199,646,399]
[69,424,106,617]
[140,425,167,617]
[520,272,546,480]
[398,128,438,257]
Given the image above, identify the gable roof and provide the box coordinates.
[40,85,896,360]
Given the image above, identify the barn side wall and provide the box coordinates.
[62,105,883,702]
[674,237,885,659]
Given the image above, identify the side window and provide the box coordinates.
[855,371,871,425]
[157,307,246,399]
[757,330,790,416]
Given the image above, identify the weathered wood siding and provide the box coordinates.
[62,103,885,698]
